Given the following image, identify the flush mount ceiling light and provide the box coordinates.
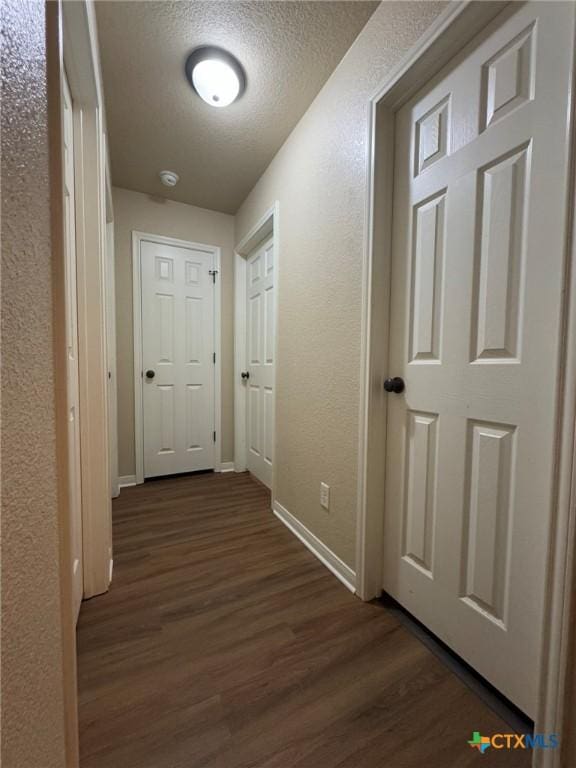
[185,46,246,108]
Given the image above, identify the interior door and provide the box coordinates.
[383,1,575,718]
[246,237,275,488]
[62,70,83,619]
[106,221,119,498]
[141,239,216,478]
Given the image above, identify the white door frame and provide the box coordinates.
[356,1,576,763]
[63,0,112,600]
[106,206,119,500]
[132,231,222,485]
[234,202,280,489]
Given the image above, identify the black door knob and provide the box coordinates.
[145,369,155,380]
[384,376,405,394]
[241,371,250,380]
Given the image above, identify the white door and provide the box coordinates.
[141,240,216,478]
[383,1,574,718]
[106,221,119,498]
[245,237,275,488]
[62,71,83,619]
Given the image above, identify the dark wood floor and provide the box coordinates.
[78,472,530,768]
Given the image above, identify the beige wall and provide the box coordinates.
[236,1,447,568]
[1,1,76,765]
[113,187,235,477]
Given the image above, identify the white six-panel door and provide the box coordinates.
[106,222,119,499]
[383,1,575,717]
[141,240,216,478]
[62,71,83,620]
[246,237,275,488]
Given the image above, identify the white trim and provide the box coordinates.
[65,21,112,599]
[106,219,119,499]
[214,248,222,472]
[131,231,222,483]
[535,28,576,765]
[273,501,356,593]
[234,251,247,471]
[234,202,280,489]
[118,475,137,488]
[217,462,235,473]
[132,232,144,484]
[357,2,576,765]
[235,204,276,255]
[62,1,100,109]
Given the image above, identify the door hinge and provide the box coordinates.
[213,352,216,364]
[213,431,216,443]
[208,269,219,284]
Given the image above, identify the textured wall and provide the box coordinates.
[236,1,447,568]
[113,187,235,476]
[1,1,69,765]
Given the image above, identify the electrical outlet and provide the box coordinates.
[320,482,330,510]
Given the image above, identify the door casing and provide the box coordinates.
[132,231,223,484]
[106,220,119,499]
[356,1,576,764]
[62,68,84,619]
[64,0,112,601]
[234,202,280,496]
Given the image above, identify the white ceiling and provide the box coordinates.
[95,1,379,214]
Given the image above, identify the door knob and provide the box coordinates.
[384,376,405,394]
[145,369,155,380]
[241,371,250,380]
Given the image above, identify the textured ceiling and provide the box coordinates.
[95,1,379,214]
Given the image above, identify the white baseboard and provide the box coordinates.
[217,462,235,473]
[119,475,137,488]
[272,501,356,593]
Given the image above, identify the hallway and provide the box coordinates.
[77,473,530,768]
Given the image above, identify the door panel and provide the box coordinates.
[264,387,274,467]
[462,420,514,624]
[410,192,445,363]
[383,2,575,717]
[62,71,83,620]
[403,410,438,576]
[158,385,175,453]
[472,146,527,361]
[246,237,275,487]
[141,241,215,477]
[249,385,261,457]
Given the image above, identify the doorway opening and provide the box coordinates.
[234,203,279,491]
[357,0,576,757]
[132,231,223,483]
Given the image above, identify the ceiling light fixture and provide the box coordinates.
[185,46,246,108]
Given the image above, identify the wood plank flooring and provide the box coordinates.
[77,472,530,768]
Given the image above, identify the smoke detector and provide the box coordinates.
[159,170,179,187]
